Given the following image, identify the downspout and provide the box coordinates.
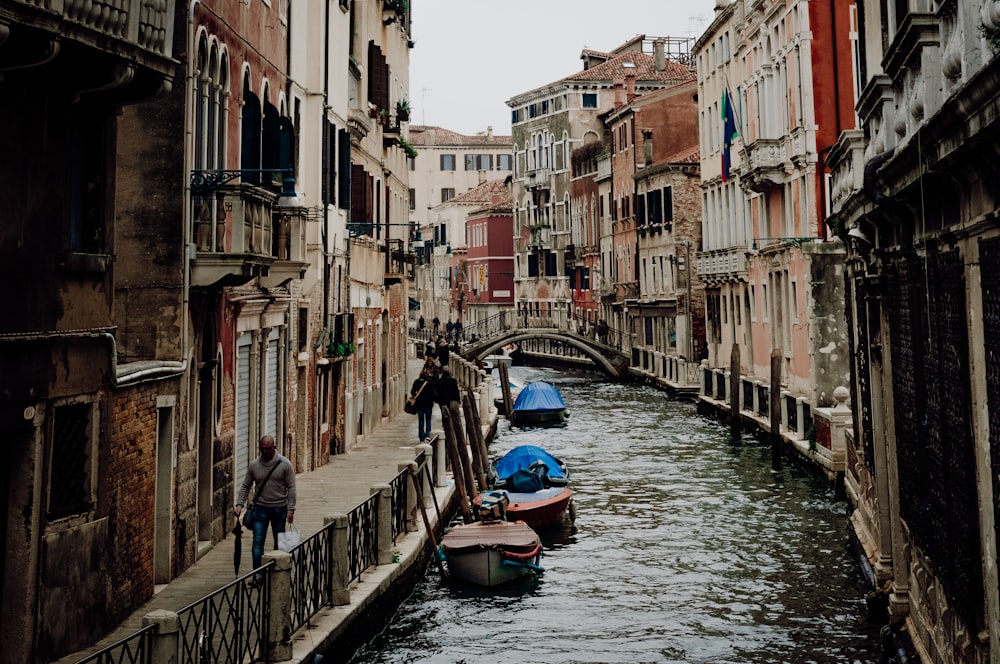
[183,0,202,380]
[0,330,187,386]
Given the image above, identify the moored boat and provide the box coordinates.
[483,445,575,529]
[439,491,543,587]
[508,381,568,427]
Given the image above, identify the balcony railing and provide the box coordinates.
[524,168,550,190]
[740,137,785,192]
[10,0,175,59]
[190,184,307,285]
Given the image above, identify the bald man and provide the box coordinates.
[235,435,297,581]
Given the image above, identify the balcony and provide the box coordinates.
[524,168,550,191]
[384,239,415,285]
[190,183,307,286]
[2,0,176,102]
[739,138,786,193]
[696,246,749,285]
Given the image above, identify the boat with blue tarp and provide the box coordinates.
[508,381,568,427]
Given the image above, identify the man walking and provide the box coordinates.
[234,435,297,582]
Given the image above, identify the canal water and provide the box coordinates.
[352,366,881,663]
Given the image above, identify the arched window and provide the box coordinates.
[241,75,261,184]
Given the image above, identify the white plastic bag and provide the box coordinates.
[277,527,300,552]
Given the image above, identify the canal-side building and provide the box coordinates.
[340,0,414,443]
[0,2,180,661]
[829,1,1000,660]
[407,125,513,231]
[506,36,694,333]
[417,179,511,327]
[456,182,515,327]
[693,0,855,467]
[603,78,705,378]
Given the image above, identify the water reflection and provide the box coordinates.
[353,366,880,664]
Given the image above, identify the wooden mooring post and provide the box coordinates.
[729,344,741,442]
[770,349,782,467]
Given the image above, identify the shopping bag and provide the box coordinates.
[277,526,300,552]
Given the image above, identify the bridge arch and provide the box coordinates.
[459,330,629,379]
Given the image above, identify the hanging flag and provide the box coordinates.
[721,88,740,182]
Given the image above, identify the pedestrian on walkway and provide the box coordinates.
[411,366,437,442]
[435,365,461,421]
[437,335,450,366]
[234,435,297,580]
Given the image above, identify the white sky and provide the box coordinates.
[408,1,719,137]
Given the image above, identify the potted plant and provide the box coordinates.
[396,99,410,122]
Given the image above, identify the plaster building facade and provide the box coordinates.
[829,0,1000,660]
[407,124,513,230]
[506,35,695,336]
[693,0,855,431]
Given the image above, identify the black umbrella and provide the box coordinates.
[233,519,243,575]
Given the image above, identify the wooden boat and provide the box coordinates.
[481,445,575,529]
[439,491,544,587]
[508,381,568,427]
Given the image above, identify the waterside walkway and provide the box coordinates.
[60,357,471,664]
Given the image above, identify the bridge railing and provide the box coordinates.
[457,310,628,354]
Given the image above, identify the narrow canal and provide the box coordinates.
[352,365,881,663]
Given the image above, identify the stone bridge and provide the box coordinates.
[453,312,632,379]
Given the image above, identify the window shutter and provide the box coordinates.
[338,128,351,209]
[367,41,389,110]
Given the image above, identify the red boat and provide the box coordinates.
[478,445,576,530]
[502,486,575,529]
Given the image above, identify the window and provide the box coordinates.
[409,188,416,210]
[582,93,597,108]
[66,112,108,254]
[497,154,512,170]
[663,186,674,224]
[49,402,95,519]
[440,154,456,171]
[465,154,494,171]
[441,188,455,203]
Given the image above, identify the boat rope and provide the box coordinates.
[500,541,542,562]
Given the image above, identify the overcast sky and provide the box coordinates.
[408,1,720,137]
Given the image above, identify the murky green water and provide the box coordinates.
[352,366,880,663]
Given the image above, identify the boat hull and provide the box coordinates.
[508,408,566,427]
[474,487,574,530]
[439,521,543,587]
[506,487,574,529]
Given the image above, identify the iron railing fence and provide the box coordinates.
[75,624,155,664]
[81,450,436,663]
[389,466,409,544]
[288,524,333,634]
[176,572,269,664]
[347,493,378,585]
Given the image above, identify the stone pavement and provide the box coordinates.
[60,358,451,663]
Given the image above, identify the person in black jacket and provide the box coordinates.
[435,366,461,421]
[411,367,437,442]
[436,335,450,366]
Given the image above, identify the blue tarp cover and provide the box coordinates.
[511,381,566,413]
[495,444,567,481]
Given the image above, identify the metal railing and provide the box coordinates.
[82,450,437,663]
[347,493,378,586]
[176,574,269,664]
[75,625,154,664]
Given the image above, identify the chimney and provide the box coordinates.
[654,38,666,72]
[642,129,654,167]
[625,74,636,103]
[479,170,486,185]
[486,126,493,138]
[613,78,625,109]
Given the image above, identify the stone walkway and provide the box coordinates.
[61,358,451,663]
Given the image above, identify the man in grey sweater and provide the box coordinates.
[234,435,297,579]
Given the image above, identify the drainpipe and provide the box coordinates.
[0,330,187,386]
